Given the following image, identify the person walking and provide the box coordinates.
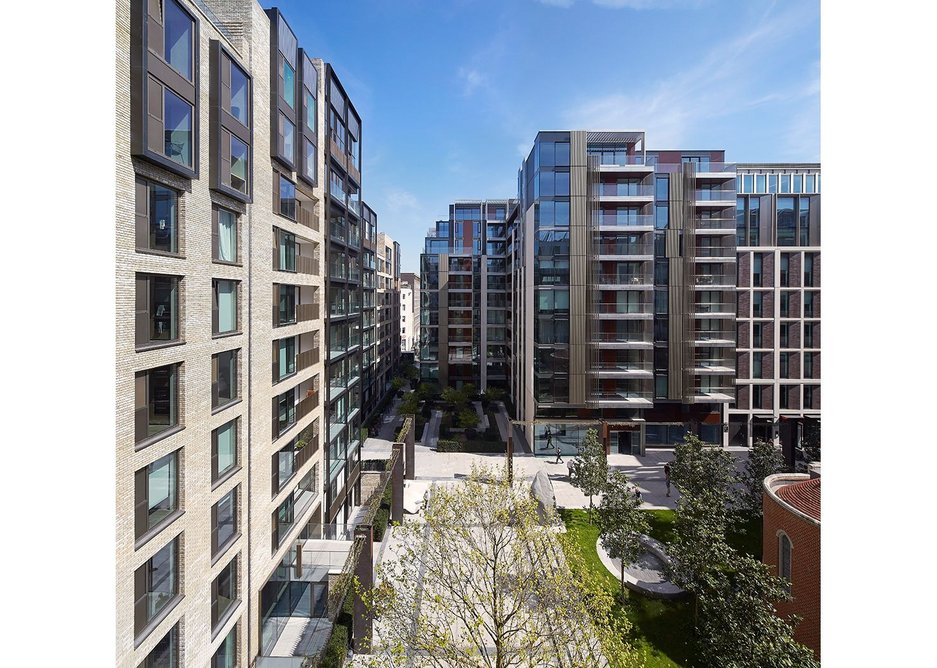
[544,426,553,452]
[554,441,563,464]
[633,486,642,505]
[664,462,672,497]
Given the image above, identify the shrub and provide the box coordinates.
[437,439,462,453]
[373,506,390,542]
[321,618,349,668]
[457,407,480,429]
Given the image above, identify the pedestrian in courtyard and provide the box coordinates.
[554,442,563,464]
[664,462,671,497]
[544,426,553,452]
[633,486,642,504]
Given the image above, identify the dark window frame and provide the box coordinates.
[135,177,182,257]
[134,535,180,640]
[135,363,182,448]
[212,418,240,484]
[212,279,242,337]
[134,450,181,541]
[211,487,239,560]
[211,555,239,634]
[135,273,182,349]
[211,348,241,412]
[212,206,241,265]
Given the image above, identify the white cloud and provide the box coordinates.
[458,67,487,96]
[536,0,700,9]
[536,0,576,7]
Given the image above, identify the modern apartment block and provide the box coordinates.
[116,1,394,665]
[729,165,821,450]
[400,272,421,355]
[375,232,402,392]
[361,203,380,419]
[507,131,738,455]
[419,200,515,390]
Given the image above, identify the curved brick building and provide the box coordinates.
[763,472,821,659]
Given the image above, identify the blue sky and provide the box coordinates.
[269,0,820,274]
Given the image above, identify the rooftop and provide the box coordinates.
[777,477,821,522]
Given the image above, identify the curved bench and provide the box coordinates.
[595,533,686,600]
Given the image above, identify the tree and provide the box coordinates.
[456,406,480,429]
[362,464,640,668]
[695,552,819,668]
[390,376,406,392]
[482,386,505,403]
[398,391,420,417]
[737,438,784,518]
[441,385,464,407]
[598,470,650,596]
[800,420,821,466]
[570,428,608,522]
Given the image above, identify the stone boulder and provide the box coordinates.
[530,470,556,524]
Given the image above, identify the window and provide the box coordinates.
[212,349,239,409]
[804,323,816,348]
[804,291,815,317]
[164,87,193,168]
[799,198,811,246]
[136,274,179,347]
[780,352,790,378]
[276,388,297,435]
[280,113,295,162]
[768,174,778,194]
[753,352,763,379]
[229,135,248,194]
[136,179,179,254]
[780,174,791,193]
[134,537,178,635]
[212,626,237,668]
[748,198,760,247]
[135,451,179,539]
[655,204,668,229]
[303,138,316,183]
[304,91,316,132]
[272,494,294,551]
[752,291,763,318]
[282,59,295,109]
[212,488,238,557]
[804,352,815,378]
[212,419,238,482]
[275,337,296,382]
[655,176,669,201]
[743,174,753,192]
[752,386,763,409]
[230,62,249,125]
[777,197,796,246]
[752,323,763,348]
[753,253,763,287]
[806,174,816,192]
[278,230,296,271]
[793,174,803,193]
[141,624,178,668]
[780,291,790,318]
[804,253,815,286]
[164,0,194,80]
[278,175,296,220]
[736,199,746,246]
[756,175,766,192]
[778,533,792,593]
[212,280,240,335]
[212,557,238,631]
[135,364,179,444]
[780,254,790,287]
[275,284,297,326]
[780,323,790,348]
[214,208,238,263]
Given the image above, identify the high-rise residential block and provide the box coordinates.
[419,200,515,390]
[400,272,421,355]
[375,232,402,392]
[729,164,821,452]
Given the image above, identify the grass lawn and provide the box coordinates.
[559,508,764,667]
[560,509,695,668]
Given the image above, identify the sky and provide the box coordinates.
[269,0,820,274]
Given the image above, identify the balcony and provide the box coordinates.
[595,273,653,289]
[594,154,654,173]
[591,332,653,348]
[595,213,655,230]
[690,385,735,402]
[692,163,735,177]
[589,360,653,377]
[693,301,735,317]
[594,183,654,201]
[297,303,320,323]
[692,358,735,374]
[694,217,736,233]
[329,136,347,170]
[692,273,735,289]
[693,189,736,206]
[693,330,735,346]
[588,389,654,406]
[693,245,736,260]
[594,242,654,259]
[593,302,653,318]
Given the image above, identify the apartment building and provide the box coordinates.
[400,272,420,355]
[360,203,380,419]
[729,165,821,450]
[117,1,378,665]
[419,200,515,390]
[505,131,737,455]
[375,232,402,392]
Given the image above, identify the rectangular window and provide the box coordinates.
[780,174,791,193]
[135,364,179,444]
[804,253,815,286]
[793,174,803,193]
[136,274,179,347]
[164,0,194,80]
[141,624,178,668]
[753,253,763,287]
[280,113,295,162]
[777,197,796,246]
[212,349,239,409]
[278,230,296,271]
[753,352,763,378]
[768,174,778,194]
[305,91,316,132]
[282,59,295,108]
[780,291,790,318]
[752,291,763,318]
[229,135,248,194]
[214,208,238,263]
[212,626,237,668]
[655,176,669,201]
[135,451,178,539]
[799,198,811,246]
[806,174,816,192]
[278,175,296,220]
[212,419,238,481]
[756,175,766,192]
[211,557,238,631]
[780,323,790,348]
[780,254,790,287]
[804,291,815,317]
[655,204,668,229]
[804,385,816,409]
[212,488,238,557]
[743,174,753,193]
[134,537,178,635]
[753,323,763,348]
[804,353,815,378]
[230,62,249,125]
[137,179,179,254]
[276,337,296,381]
[780,352,790,378]
[304,138,316,183]
[276,388,296,435]
[804,323,816,348]
[748,198,760,246]
[213,280,240,335]
[736,199,746,246]
[276,284,297,326]
[164,88,193,168]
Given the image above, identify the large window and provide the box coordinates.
[212,419,238,482]
[275,337,296,382]
[164,87,193,168]
[230,63,249,125]
[275,284,297,326]
[135,364,179,444]
[136,274,179,347]
[799,198,811,246]
[136,179,179,255]
[134,537,179,635]
[276,388,297,435]
[778,533,792,593]
[212,349,239,410]
[278,230,297,271]
[212,627,237,668]
[213,280,240,335]
[305,90,316,132]
[229,135,249,194]
[141,624,178,668]
[135,452,179,539]
[212,557,238,631]
[280,113,295,162]
[278,175,296,220]
[214,208,238,264]
[212,488,238,557]
[777,197,796,246]
[163,0,194,80]
[303,138,316,183]
[282,59,295,109]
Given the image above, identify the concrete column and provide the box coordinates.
[403,414,416,480]
[391,443,404,523]
[353,524,374,654]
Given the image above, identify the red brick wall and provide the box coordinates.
[763,492,821,659]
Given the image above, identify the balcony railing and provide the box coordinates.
[297,256,319,275]
[694,302,735,314]
[595,184,654,197]
[595,243,654,256]
[297,303,320,322]
[694,218,736,230]
[695,330,735,342]
[694,246,736,258]
[297,348,320,372]
[593,302,653,315]
[592,332,651,343]
[694,189,736,201]
[590,153,647,167]
[595,214,655,228]
[590,361,652,372]
[693,274,734,286]
[596,273,652,286]
[297,391,319,421]
[590,390,653,400]
[692,162,735,174]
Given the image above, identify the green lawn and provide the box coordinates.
[559,508,764,667]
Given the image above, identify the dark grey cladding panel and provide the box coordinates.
[568,131,589,405]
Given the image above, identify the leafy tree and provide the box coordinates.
[570,428,608,522]
[441,385,464,407]
[598,470,650,596]
[695,552,819,668]
[456,406,479,429]
[390,376,406,392]
[416,382,440,403]
[738,438,784,518]
[362,464,640,667]
[482,386,505,403]
[800,420,821,465]
[398,391,420,417]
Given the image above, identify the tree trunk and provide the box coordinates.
[620,561,626,596]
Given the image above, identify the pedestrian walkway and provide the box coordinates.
[375,383,410,441]
[492,402,530,454]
